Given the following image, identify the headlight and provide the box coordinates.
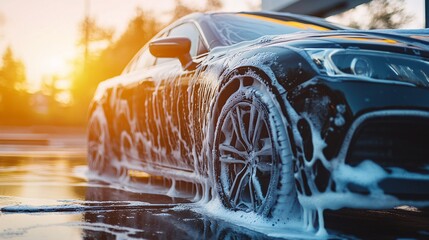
[350,57,372,77]
[304,48,429,87]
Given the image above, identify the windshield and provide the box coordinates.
[211,13,333,45]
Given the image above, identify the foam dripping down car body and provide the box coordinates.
[87,11,429,233]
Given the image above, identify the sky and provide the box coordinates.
[0,0,424,90]
[0,0,258,89]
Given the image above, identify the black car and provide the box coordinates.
[87,11,429,231]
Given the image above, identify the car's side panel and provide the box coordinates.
[133,74,158,166]
[150,62,195,170]
[170,70,195,168]
[112,70,155,168]
[107,60,197,172]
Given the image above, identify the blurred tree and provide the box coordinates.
[74,17,114,86]
[69,8,161,125]
[79,17,115,62]
[69,1,225,125]
[205,0,222,11]
[340,0,411,29]
[0,47,26,90]
[0,47,29,124]
[69,17,115,125]
[96,8,160,79]
[171,0,196,21]
[79,17,115,46]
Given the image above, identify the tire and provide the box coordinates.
[213,79,301,218]
[87,105,115,176]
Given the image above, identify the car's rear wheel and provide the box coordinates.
[87,106,113,175]
[213,80,301,218]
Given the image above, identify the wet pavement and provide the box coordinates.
[0,150,276,239]
[1,142,429,239]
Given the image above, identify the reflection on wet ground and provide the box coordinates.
[0,155,275,239]
[326,208,429,239]
[1,153,429,239]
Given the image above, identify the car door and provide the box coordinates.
[112,43,162,169]
[149,22,209,171]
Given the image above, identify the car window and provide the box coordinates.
[123,47,156,73]
[168,23,201,56]
[155,22,208,66]
[123,31,170,74]
[133,47,156,71]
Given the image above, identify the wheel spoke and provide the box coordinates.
[256,138,272,156]
[220,155,245,165]
[99,131,105,141]
[94,153,102,168]
[97,147,104,156]
[252,174,265,201]
[256,161,272,172]
[234,173,250,206]
[219,144,247,159]
[88,141,99,150]
[249,174,256,211]
[252,112,263,146]
[229,112,246,149]
[232,107,251,149]
[230,166,249,205]
[90,120,101,137]
[248,105,258,144]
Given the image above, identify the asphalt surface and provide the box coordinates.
[1,133,429,239]
[0,155,278,240]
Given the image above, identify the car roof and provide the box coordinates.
[181,11,344,28]
[172,11,346,49]
[240,11,347,30]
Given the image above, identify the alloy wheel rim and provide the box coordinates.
[218,101,275,213]
[88,118,105,170]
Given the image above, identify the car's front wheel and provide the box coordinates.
[213,79,301,218]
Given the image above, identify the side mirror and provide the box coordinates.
[149,37,196,70]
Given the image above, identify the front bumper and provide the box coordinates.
[337,109,429,202]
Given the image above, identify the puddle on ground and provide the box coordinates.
[0,155,275,239]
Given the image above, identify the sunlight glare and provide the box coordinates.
[46,57,68,76]
[54,79,72,90]
[55,91,73,106]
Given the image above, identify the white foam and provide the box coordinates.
[182,199,330,239]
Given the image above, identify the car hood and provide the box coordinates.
[276,29,429,55]
[210,29,429,59]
